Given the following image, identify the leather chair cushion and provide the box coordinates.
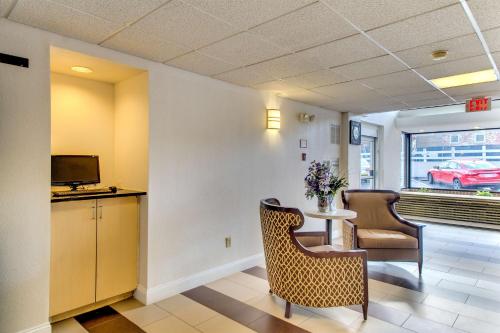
[357,229,418,249]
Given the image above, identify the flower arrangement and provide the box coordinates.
[305,160,348,212]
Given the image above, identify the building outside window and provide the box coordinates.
[406,128,500,191]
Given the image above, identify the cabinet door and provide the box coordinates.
[50,200,97,316]
[96,197,138,301]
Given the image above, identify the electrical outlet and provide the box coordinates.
[225,237,231,248]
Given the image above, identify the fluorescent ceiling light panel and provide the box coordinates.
[430,69,497,89]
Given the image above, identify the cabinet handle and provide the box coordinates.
[98,206,103,219]
[91,206,96,220]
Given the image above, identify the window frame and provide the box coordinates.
[403,127,500,193]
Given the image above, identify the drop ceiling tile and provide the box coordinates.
[322,0,458,31]
[213,67,275,86]
[360,70,435,96]
[166,51,238,76]
[468,0,500,31]
[251,80,302,94]
[249,2,357,51]
[50,0,168,25]
[8,0,122,44]
[330,55,407,80]
[298,34,386,68]
[282,69,350,89]
[181,0,315,30]
[484,27,500,53]
[0,0,16,17]
[131,0,238,50]
[198,32,288,67]
[416,55,492,79]
[311,81,383,102]
[444,80,500,97]
[491,52,500,68]
[367,4,474,52]
[395,33,484,68]
[102,27,191,62]
[404,96,455,108]
[357,101,407,113]
[283,88,334,104]
[248,53,321,79]
[397,90,449,103]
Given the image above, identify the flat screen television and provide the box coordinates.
[51,155,100,190]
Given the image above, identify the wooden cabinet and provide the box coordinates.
[50,196,139,317]
[50,200,97,316]
[96,197,138,301]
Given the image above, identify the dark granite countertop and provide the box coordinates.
[51,189,147,203]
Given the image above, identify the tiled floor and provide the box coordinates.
[52,222,500,333]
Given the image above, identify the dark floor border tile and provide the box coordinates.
[182,285,310,333]
[74,306,145,333]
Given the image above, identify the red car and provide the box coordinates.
[428,159,500,189]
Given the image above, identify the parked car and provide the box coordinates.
[427,159,500,190]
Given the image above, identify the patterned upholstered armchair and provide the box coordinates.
[259,198,368,319]
[342,190,424,275]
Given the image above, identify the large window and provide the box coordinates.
[405,128,500,191]
[360,136,376,189]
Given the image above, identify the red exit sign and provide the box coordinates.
[466,96,491,112]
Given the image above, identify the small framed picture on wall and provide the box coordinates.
[299,139,308,149]
[350,121,361,145]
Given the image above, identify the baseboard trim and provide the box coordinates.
[17,322,51,333]
[135,253,264,304]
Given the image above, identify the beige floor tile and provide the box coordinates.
[206,278,262,302]
[246,294,313,325]
[423,295,500,326]
[156,294,218,326]
[51,318,87,333]
[111,297,145,313]
[402,315,465,333]
[300,315,355,333]
[453,315,500,333]
[369,279,427,303]
[307,306,362,326]
[121,304,170,327]
[379,297,458,326]
[438,280,500,301]
[349,316,414,333]
[476,279,500,292]
[225,272,270,294]
[143,316,201,333]
[196,315,256,333]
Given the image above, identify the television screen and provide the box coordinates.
[51,155,100,186]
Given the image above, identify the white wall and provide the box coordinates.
[0,20,51,333]
[147,70,341,298]
[0,18,342,331]
[114,72,149,191]
[51,73,116,187]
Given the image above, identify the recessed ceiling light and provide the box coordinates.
[431,50,448,61]
[430,69,497,89]
[71,66,93,73]
[473,126,481,129]
[419,129,425,132]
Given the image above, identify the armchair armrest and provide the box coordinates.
[343,220,358,250]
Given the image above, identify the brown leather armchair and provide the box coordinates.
[341,190,424,275]
[259,198,368,319]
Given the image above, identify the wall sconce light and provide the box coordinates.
[267,109,280,129]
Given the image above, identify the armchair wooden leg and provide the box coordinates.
[285,301,292,319]
[418,258,423,276]
[362,301,368,320]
